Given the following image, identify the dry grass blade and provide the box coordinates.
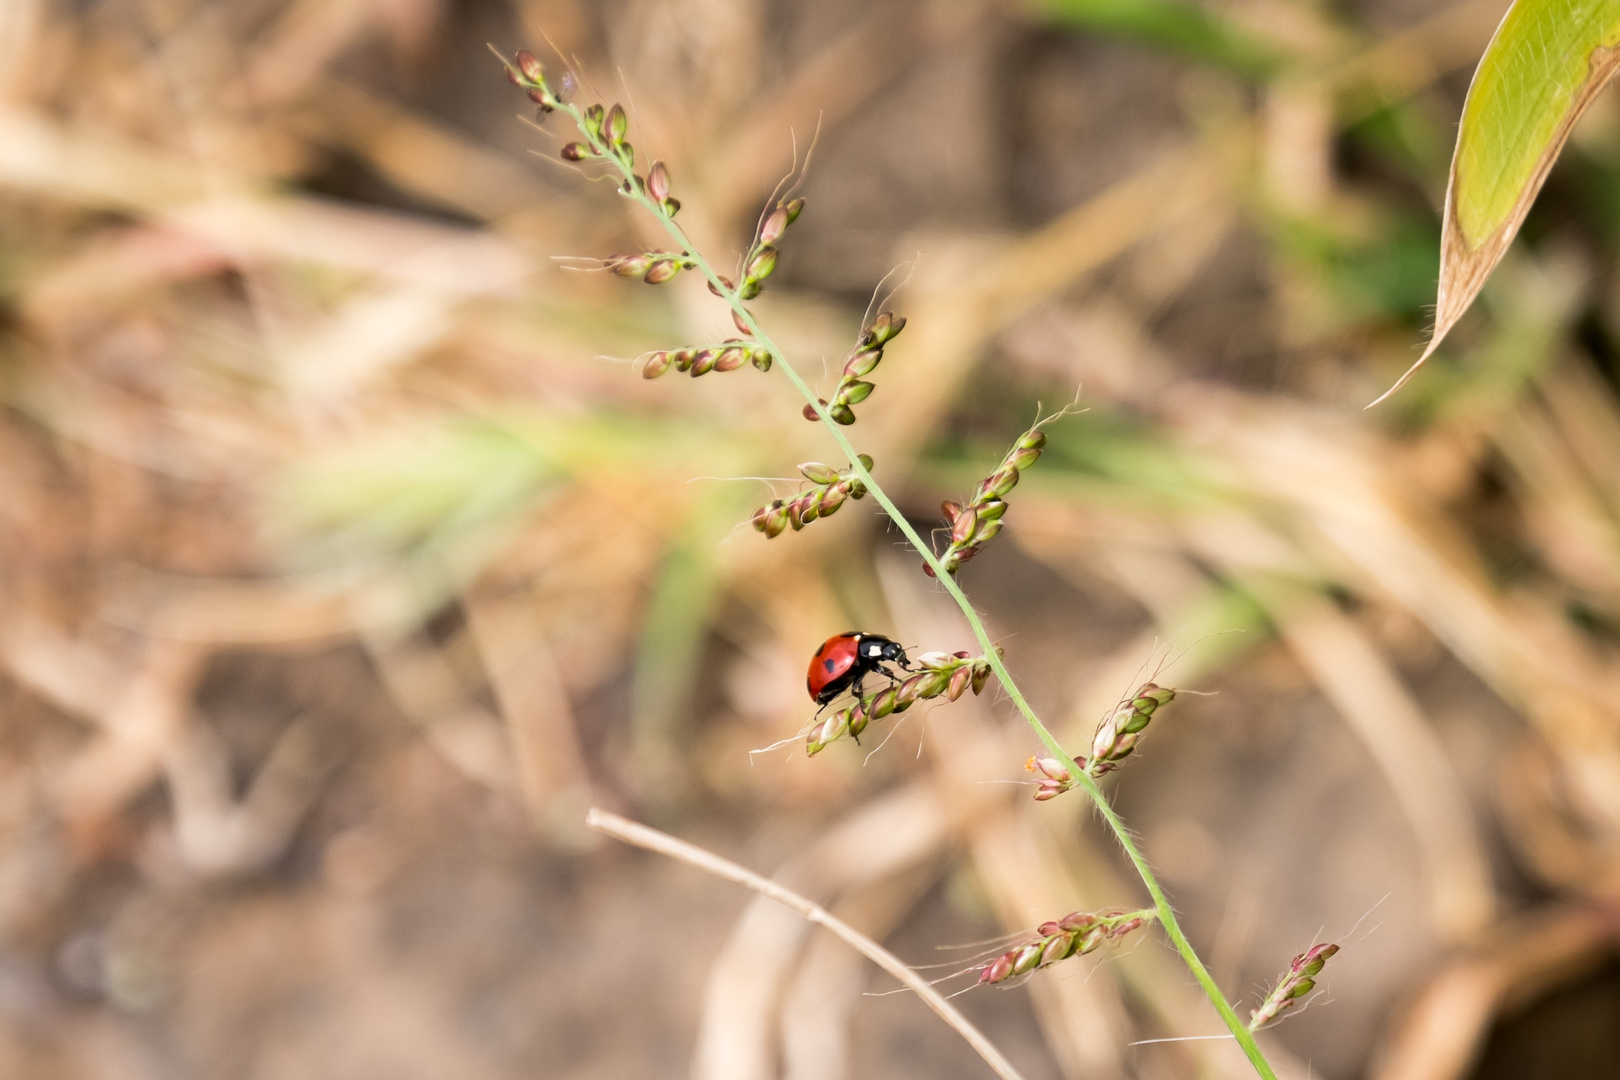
[584,808,1031,1080]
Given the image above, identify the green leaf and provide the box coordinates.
[1376,0,1620,405]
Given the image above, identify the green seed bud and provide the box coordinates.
[856,454,874,471]
[799,462,840,485]
[867,311,905,345]
[781,197,805,225]
[583,104,605,138]
[840,380,875,406]
[1020,430,1048,452]
[830,403,856,425]
[989,468,1020,497]
[671,348,696,372]
[1010,446,1041,471]
[606,104,628,144]
[750,349,772,372]
[971,663,989,695]
[745,245,778,282]
[738,279,762,301]
[662,197,681,217]
[819,484,848,516]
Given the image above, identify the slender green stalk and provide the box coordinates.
[548,96,1278,1080]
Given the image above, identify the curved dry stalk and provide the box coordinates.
[584,808,1029,1080]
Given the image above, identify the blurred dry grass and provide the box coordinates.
[4,0,1620,1078]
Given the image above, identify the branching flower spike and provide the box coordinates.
[642,341,774,379]
[927,424,1048,578]
[604,250,698,284]
[977,909,1155,985]
[1249,943,1340,1030]
[806,648,997,755]
[801,311,905,425]
[752,456,873,537]
[1081,683,1175,778]
[734,196,804,301]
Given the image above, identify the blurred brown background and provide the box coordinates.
[3,0,1620,1077]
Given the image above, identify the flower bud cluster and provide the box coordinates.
[1249,943,1340,1030]
[1081,683,1175,777]
[806,649,997,755]
[801,311,906,425]
[752,456,873,538]
[641,341,773,379]
[503,51,683,219]
[926,427,1048,578]
[1025,751,1082,800]
[733,197,804,300]
[604,249,698,285]
[502,49,574,115]
[977,909,1154,986]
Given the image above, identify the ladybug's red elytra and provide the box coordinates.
[806,632,912,707]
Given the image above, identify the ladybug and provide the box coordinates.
[806,632,912,707]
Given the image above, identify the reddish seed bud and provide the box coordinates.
[714,347,747,372]
[527,87,550,107]
[607,253,652,277]
[1040,936,1073,967]
[781,197,805,225]
[819,484,849,517]
[760,207,790,245]
[764,503,790,538]
[941,500,962,525]
[606,104,628,144]
[561,142,593,161]
[971,662,990,695]
[844,349,882,377]
[647,161,670,203]
[515,50,544,82]
[950,507,979,547]
[751,504,770,533]
[731,309,752,336]
[641,351,672,379]
[947,665,972,701]
[982,955,1013,984]
[745,245,778,283]
[989,468,1020,497]
[643,259,678,284]
[671,348,696,372]
[706,275,734,297]
[690,349,717,376]
[802,400,823,421]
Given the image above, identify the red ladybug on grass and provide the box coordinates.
[806,632,912,708]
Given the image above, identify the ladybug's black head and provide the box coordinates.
[859,635,911,669]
